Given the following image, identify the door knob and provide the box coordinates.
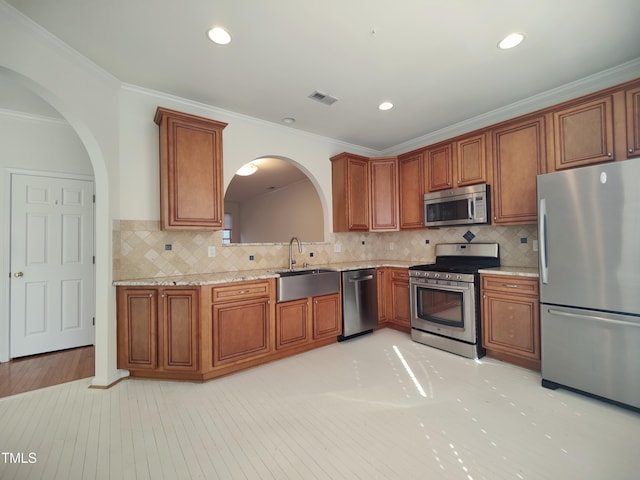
[14,272,24,278]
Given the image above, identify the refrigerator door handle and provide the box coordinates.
[539,198,549,284]
[547,308,640,329]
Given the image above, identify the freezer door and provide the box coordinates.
[537,159,640,313]
[541,305,640,409]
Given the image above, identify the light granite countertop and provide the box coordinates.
[478,266,539,278]
[113,260,422,286]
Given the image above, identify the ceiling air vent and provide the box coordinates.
[308,90,339,106]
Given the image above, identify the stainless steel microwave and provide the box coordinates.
[423,184,490,227]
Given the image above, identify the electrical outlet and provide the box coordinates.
[334,243,342,253]
[207,246,216,257]
[389,242,395,251]
[533,240,539,252]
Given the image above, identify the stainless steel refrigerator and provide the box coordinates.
[537,158,640,410]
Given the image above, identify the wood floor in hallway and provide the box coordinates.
[0,345,94,398]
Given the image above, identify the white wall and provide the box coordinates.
[0,1,122,386]
[119,85,377,238]
[238,178,324,243]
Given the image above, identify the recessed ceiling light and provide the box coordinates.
[208,27,232,45]
[378,101,394,111]
[282,117,296,124]
[498,33,524,50]
[236,163,257,176]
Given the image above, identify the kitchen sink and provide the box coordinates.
[275,268,340,302]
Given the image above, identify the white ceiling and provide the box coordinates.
[5,0,640,151]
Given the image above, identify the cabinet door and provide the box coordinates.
[331,153,370,231]
[492,115,548,224]
[161,288,199,372]
[553,95,615,169]
[377,268,389,323]
[313,293,342,339]
[390,269,410,327]
[425,143,453,191]
[276,299,310,350]
[398,151,425,229]
[155,107,227,230]
[456,133,487,186]
[627,86,640,158]
[117,288,158,370]
[212,297,271,366]
[482,291,540,361]
[369,157,399,231]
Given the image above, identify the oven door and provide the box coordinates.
[410,278,476,343]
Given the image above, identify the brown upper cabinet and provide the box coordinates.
[491,114,550,225]
[455,132,489,186]
[553,94,615,170]
[331,152,370,232]
[627,84,640,159]
[425,142,453,191]
[369,156,399,231]
[331,153,399,232]
[425,133,489,192]
[398,150,426,229]
[154,107,228,230]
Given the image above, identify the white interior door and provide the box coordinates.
[10,174,95,358]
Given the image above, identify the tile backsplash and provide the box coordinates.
[113,220,538,280]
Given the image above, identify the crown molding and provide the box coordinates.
[0,107,70,126]
[383,58,640,155]
[121,83,380,157]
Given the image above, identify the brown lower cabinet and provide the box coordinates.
[481,274,540,371]
[378,267,411,332]
[275,293,342,351]
[117,286,199,376]
[117,281,342,381]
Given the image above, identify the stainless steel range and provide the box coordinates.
[409,243,499,359]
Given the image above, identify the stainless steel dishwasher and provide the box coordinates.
[339,268,378,341]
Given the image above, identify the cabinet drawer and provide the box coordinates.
[211,280,271,303]
[390,268,409,282]
[481,274,539,296]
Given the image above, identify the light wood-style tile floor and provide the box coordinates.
[1,329,639,479]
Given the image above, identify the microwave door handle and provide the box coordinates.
[468,198,474,220]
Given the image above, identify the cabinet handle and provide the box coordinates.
[502,283,521,288]
[607,152,613,158]
[148,293,153,297]
[238,290,250,294]
[630,148,634,154]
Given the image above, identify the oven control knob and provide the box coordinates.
[445,274,451,279]
[434,273,440,278]
[457,274,462,280]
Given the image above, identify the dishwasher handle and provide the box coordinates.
[349,275,374,283]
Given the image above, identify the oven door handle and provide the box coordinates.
[410,280,470,293]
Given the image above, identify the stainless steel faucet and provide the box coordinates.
[288,236,302,270]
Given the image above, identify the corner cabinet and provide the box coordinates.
[369,156,399,231]
[398,150,426,229]
[331,152,370,232]
[154,107,228,230]
[481,274,540,371]
[117,286,200,377]
[389,268,411,331]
